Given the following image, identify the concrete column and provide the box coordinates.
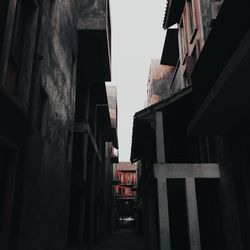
[155,111,165,163]
[157,177,171,250]
[185,178,201,250]
[89,153,97,247]
[83,85,90,180]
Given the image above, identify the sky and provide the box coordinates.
[109,0,167,161]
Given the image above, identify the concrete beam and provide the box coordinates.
[154,163,220,179]
[156,177,171,250]
[154,163,220,250]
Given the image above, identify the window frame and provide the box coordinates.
[186,0,197,44]
[179,17,188,65]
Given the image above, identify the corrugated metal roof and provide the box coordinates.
[163,0,185,29]
[130,86,192,163]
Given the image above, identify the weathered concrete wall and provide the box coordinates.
[18,1,77,249]
[78,0,107,30]
[200,0,212,41]
[147,59,175,106]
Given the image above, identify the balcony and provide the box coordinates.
[77,0,111,82]
[118,180,135,187]
[116,193,135,199]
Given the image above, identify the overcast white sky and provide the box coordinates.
[109,0,167,161]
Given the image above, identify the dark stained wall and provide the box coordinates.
[17,1,77,250]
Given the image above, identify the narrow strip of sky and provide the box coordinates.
[110,0,167,161]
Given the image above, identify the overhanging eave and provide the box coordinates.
[163,0,185,29]
[188,30,250,135]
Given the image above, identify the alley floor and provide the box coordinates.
[93,230,145,250]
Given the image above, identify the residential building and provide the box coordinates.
[0,1,117,250]
[146,59,175,106]
[114,162,137,220]
[131,0,250,250]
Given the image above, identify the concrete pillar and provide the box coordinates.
[89,153,97,247]
[83,85,90,180]
[155,111,165,163]
[185,178,201,250]
[157,176,171,250]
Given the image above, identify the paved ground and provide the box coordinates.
[93,229,145,250]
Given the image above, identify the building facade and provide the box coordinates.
[113,162,137,220]
[131,0,250,250]
[146,59,175,106]
[0,1,118,250]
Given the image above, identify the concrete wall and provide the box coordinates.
[17,1,77,250]
[78,0,108,30]
[147,60,175,106]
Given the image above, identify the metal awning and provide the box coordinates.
[161,28,179,66]
[131,86,192,163]
[163,0,185,29]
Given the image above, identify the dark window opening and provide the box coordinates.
[0,0,9,56]
[195,178,225,250]
[36,86,48,135]
[5,0,29,95]
[167,179,190,250]
[50,0,56,21]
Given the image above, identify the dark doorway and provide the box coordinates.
[167,179,190,250]
[0,139,18,250]
[195,178,225,250]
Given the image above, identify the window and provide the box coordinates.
[179,18,187,64]
[127,173,132,185]
[183,41,199,86]
[187,0,197,43]
[0,1,9,57]
[5,0,29,95]
[118,187,124,196]
[36,86,48,136]
[50,0,56,25]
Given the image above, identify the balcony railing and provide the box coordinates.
[116,193,136,199]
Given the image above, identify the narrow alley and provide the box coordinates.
[1,0,250,250]
[93,230,144,250]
